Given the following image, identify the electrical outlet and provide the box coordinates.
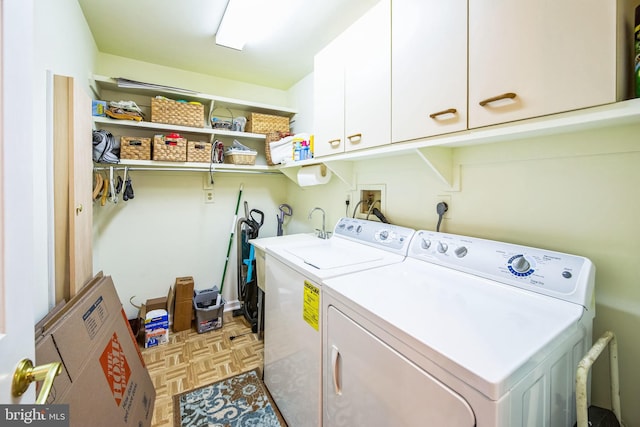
[203,174,214,190]
[204,190,215,203]
[437,195,452,219]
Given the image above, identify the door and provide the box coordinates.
[325,306,476,427]
[468,0,616,128]
[53,75,93,298]
[313,35,345,158]
[0,0,39,403]
[391,0,467,142]
[343,0,390,152]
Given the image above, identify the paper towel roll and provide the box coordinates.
[297,164,332,186]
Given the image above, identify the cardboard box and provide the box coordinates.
[36,274,155,427]
[144,308,169,348]
[35,334,72,403]
[145,296,167,312]
[173,276,194,332]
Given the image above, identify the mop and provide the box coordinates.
[219,184,243,294]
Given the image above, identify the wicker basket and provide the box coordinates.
[153,135,187,162]
[120,136,151,160]
[246,113,290,134]
[225,149,257,165]
[265,132,294,165]
[187,141,212,163]
[151,98,205,128]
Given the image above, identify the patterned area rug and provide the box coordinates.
[173,368,287,427]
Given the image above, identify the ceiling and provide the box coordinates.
[77,0,380,90]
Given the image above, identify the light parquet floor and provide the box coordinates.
[141,312,263,427]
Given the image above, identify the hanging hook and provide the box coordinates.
[109,166,118,204]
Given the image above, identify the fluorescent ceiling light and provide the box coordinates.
[215,0,296,50]
[216,0,251,50]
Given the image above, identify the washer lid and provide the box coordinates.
[323,258,586,400]
[286,244,384,269]
[267,236,406,282]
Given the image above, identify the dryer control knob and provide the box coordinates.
[421,239,431,250]
[454,246,468,258]
[378,230,389,240]
[437,241,448,253]
[511,255,530,273]
[356,225,363,234]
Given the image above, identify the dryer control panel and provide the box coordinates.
[408,230,595,311]
[333,217,415,254]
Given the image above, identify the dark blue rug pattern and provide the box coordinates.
[174,369,286,427]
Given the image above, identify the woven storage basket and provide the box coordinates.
[120,136,151,160]
[187,141,212,163]
[153,135,187,162]
[225,149,257,166]
[264,132,281,165]
[246,113,290,134]
[151,98,204,128]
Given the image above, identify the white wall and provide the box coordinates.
[33,0,97,320]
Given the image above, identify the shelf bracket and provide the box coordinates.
[323,160,354,188]
[415,146,459,191]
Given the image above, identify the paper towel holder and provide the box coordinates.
[300,164,327,177]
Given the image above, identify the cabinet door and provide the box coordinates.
[468,0,616,129]
[392,0,467,143]
[325,306,475,427]
[314,37,345,158]
[344,0,391,152]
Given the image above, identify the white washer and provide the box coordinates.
[259,218,415,427]
[322,230,596,427]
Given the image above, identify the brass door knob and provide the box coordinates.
[12,358,62,404]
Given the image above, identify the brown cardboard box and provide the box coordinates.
[173,276,194,332]
[145,296,167,311]
[35,334,72,402]
[36,274,155,427]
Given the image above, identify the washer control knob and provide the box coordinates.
[437,241,448,253]
[379,230,389,240]
[356,225,363,234]
[511,255,530,273]
[421,239,431,250]
[454,246,468,258]
[562,271,572,279]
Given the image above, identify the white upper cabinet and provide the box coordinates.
[343,0,391,152]
[468,0,617,129]
[391,0,468,143]
[313,0,391,157]
[313,37,345,157]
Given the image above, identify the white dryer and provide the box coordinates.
[322,230,596,427]
[259,218,415,427]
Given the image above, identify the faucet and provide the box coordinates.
[308,207,331,239]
